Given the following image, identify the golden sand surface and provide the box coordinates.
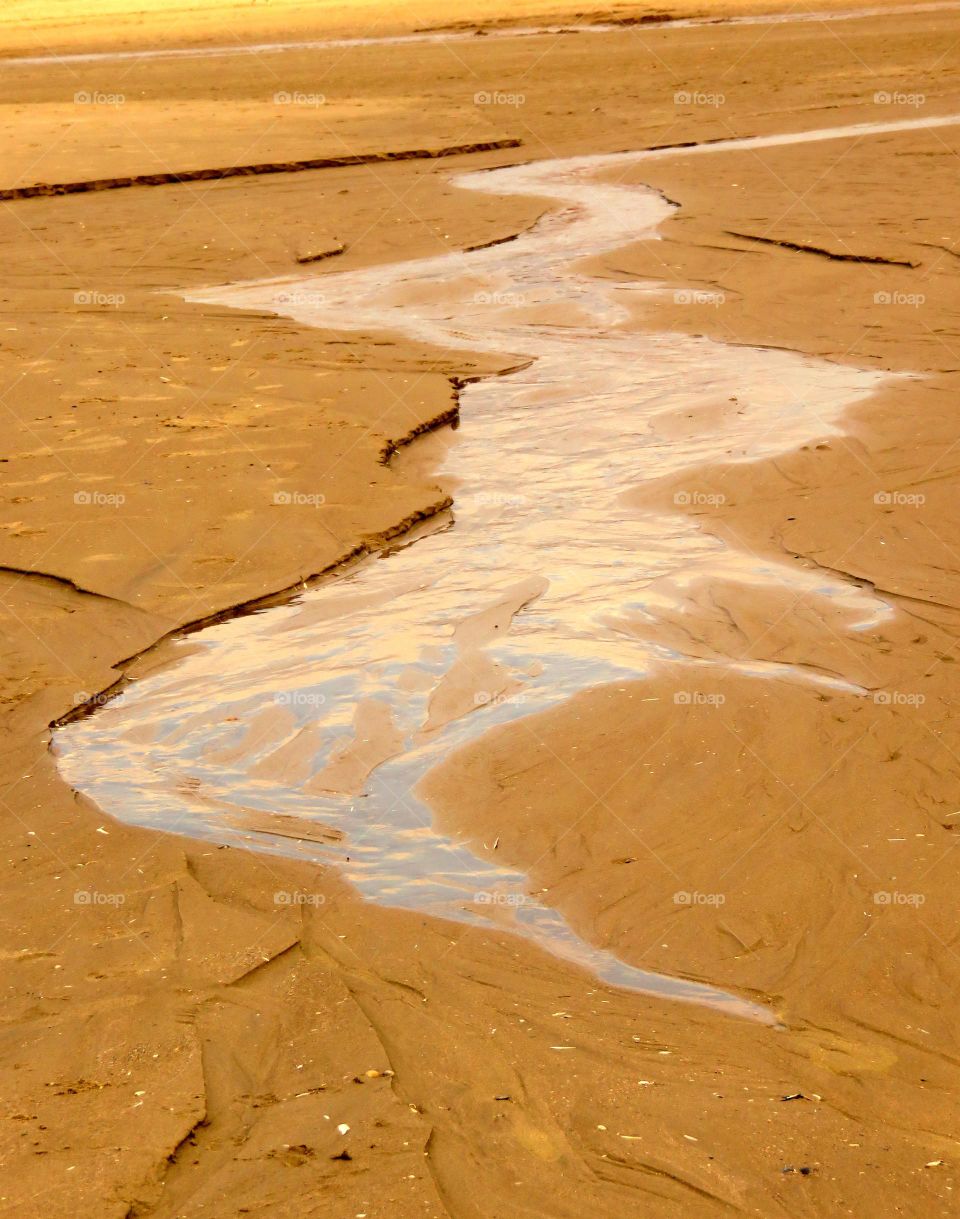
[2,1,960,1215]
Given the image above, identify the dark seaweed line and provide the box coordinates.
[1,139,523,202]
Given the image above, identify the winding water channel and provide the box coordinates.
[54,114,959,1023]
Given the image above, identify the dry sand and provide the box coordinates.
[2,1,960,1215]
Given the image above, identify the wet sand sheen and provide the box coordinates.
[8,2,960,65]
[53,114,958,1024]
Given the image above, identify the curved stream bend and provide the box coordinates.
[55,118,954,1024]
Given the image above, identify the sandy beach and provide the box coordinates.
[3,1,960,1215]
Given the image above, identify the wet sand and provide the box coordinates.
[4,2,960,1216]
[8,0,960,56]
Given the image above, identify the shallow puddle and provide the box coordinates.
[55,116,958,1022]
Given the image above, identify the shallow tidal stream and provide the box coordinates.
[55,115,958,1022]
